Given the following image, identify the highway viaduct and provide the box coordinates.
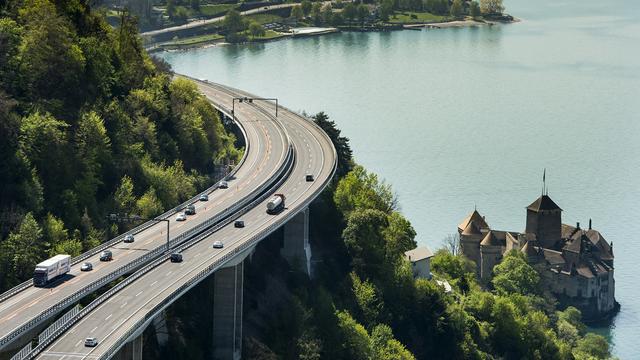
[0,79,336,360]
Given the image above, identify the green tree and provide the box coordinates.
[301,0,312,16]
[334,165,395,217]
[18,0,86,111]
[167,0,177,18]
[356,4,369,25]
[136,186,164,219]
[248,22,266,38]
[351,272,384,326]
[450,0,463,17]
[480,0,503,15]
[43,213,68,249]
[370,324,416,360]
[573,333,610,359]
[383,212,417,261]
[114,175,136,214]
[311,2,323,25]
[343,2,357,22]
[0,213,45,286]
[380,0,394,21]
[222,9,246,33]
[342,208,389,278]
[335,311,372,360]
[190,0,200,11]
[291,5,304,20]
[51,239,82,257]
[469,1,481,18]
[430,249,475,280]
[492,250,540,295]
[312,112,352,178]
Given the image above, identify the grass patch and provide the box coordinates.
[245,13,284,25]
[163,33,224,46]
[198,4,238,17]
[247,30,288,40]
[387,11,449,23]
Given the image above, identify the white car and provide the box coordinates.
[212,241,224,249]
[176,212,187,221]
[218,181,229,189]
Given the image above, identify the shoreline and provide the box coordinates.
[146,16,518,52]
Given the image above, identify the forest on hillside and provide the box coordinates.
[0,0,240,291]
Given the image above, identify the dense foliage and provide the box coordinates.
[237,112,613,360]
[0,0,240,291]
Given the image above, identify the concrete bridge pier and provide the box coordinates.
[112,334,143,360]
[212,256,246,360]
[152,310,169,347]
[281,207,311,276]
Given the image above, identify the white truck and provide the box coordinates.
[266,194,286,214]
[33,254,71,287]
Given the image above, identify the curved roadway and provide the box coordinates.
[36,80,336,360]
[0,83,289,351]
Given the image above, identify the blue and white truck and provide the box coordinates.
[33,254,71,287]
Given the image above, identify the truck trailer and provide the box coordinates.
[33,254,71,287]
[266,194,286,214]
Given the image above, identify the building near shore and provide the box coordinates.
[404,246,434,280]
[458,192,616,319]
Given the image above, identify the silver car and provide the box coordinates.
[176,212,187,221]
[85,337,98,347]
[212,241,224,249]
[80,262,93,271]
[219,181,229,189]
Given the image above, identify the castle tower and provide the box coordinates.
[458,210,489,275]
[480,231,502,281]
[525,194,562,249]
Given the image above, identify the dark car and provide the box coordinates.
[124,234,134,243]
[219,181,229,189]
[185,204,196,215]
[199,194,209,201]
[100,250,112,261]
[234,220,245,228]
[170,253,183,263]
[305,174,314,182]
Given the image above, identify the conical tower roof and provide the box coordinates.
[461,221,482,236]
[480,231,500,246]
[458,210,489,232]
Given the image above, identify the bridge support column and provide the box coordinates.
[212,261,244,360]
[113,334,143,360]
[152,310,169,346]
[281,207,311,276]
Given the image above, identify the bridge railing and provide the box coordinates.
[27,140,297,360]
[96,101,337,360]
[0,96,250,307]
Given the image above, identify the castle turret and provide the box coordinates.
[480,231,502,281]
[525,194,562,249]
[458,210,489,275]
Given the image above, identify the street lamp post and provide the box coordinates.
[232,96,278,121]
[108,213,171,252]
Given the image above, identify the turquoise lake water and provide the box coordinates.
[158,0,640,356]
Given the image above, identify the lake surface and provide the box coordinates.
[158,0,640,356]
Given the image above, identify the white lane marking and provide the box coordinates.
[135,291,143,297]
[120,302,127,309]
[165,271,172,277]
[105,314,112,321]
[90,326,98,333]
[74,340,82,348]
[150,281,158,287]
[194,253,200,258]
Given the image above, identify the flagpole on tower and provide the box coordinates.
[542,168,546,196]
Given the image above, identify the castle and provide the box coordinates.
[458,192,617,319]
